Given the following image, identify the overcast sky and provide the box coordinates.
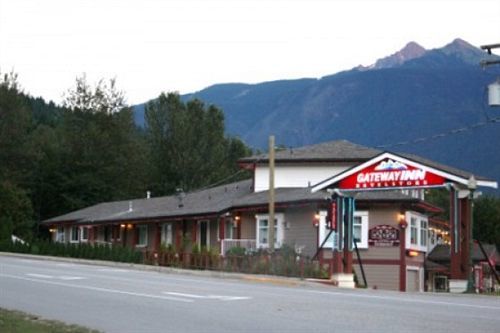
[1,0,499,105]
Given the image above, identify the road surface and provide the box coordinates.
[0,255,499,332]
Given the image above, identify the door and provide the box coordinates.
[406,269,419,292]
[198,220,210,249]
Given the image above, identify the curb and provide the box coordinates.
[0,252,330,288]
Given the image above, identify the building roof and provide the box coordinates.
[240,140,494,184]
[239,140,381,164]
[47,139,488,226]
[427,244,500,264]
[43,180,424,225]
[44,179,254,224]
[397,152,492,182]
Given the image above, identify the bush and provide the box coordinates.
[0,239,143,264]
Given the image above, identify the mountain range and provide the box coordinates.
[133,38,500,192]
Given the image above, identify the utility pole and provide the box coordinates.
[268,135,275,253]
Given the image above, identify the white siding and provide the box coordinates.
[254,164,352,192]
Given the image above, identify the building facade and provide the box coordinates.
[43,140,497,292]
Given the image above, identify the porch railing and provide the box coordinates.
[221,239,257,256]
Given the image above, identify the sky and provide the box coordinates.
[1,0,499,105]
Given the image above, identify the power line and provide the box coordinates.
[376,116,500,149]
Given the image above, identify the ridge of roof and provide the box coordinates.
[239,140,381,163]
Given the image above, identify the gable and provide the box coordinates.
[312,152,498,192]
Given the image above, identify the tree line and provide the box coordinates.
[0,72,251,241]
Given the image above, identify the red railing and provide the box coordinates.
[142,251,330,279]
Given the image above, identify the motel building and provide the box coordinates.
[43,140,498,292]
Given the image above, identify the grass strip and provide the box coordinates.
[0,308,101,333]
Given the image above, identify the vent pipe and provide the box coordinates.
[146,191,151,199]
[128,201,133,212]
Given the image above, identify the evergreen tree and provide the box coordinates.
[145,92,251,195]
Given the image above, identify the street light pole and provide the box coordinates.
[466,175,477,293]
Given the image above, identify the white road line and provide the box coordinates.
[1,273,193,303]
[164,292,207,299]
[302,289,500,311]
[26,273,53,279]
[97,268,130,273]
[163,292,251,301]
[207,295,251,301]
[59,276,85,280]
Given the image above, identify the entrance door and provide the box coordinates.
[406,269,420,292]
[198,220,210,249]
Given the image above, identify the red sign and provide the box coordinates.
[328,201,337,230]
[369,225,400,247]
[339,158,445,190]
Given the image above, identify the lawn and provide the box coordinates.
[0,308,101,333]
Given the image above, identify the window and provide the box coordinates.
[225,220,235,239]
[56,227,65,243]
[353,211,369,248]
[406,211,428,252]
[161,223,173,246]
[256,214,284,248]
[318,211,369,249]
[137,225,148,247]
[80,227,89,242]
[410,217,418,245]
[318,211,337,249]
[420,220,428,247]
[70,226,79,243]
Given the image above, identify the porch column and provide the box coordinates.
[131,225,137,247]
[153,223,161,253]
[236,219,242,239]
[343,244,353,274]
[332,212,343,275]
[191,221,197,244]
[399,222,407,292]
[219,217,225,241]
[175,222,182,252]
[332,251,343,274]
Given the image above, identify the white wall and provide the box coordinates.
[254,163,352,192]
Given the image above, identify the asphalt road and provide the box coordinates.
[1,255,499,333]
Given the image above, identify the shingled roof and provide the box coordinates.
[428,244,500,264]
[239,140,381,164]
[240,140,494,185]
[43,179,425,225]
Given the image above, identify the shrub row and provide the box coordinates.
[0,239,143,264]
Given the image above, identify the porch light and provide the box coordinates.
[120,224,126,228]
[312,212,320,227]
[406,250,419,257]
[398,212,407,228]
[127,224,133,229]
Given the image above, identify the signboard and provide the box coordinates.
[327,201,337,230]
[339,158,445,190]
[368,225,400,247]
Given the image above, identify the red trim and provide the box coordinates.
[218,217,225,241]
[429,217,449,229]
[353,259,401,265]
[413,202,444,213]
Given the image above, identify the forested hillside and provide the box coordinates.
[0,73,251,241]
